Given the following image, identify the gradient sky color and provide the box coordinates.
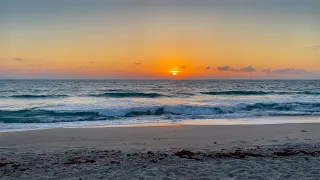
[1,0,320,79]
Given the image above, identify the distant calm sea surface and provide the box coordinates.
[0,80,319,130]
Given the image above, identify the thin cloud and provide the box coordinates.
[134,63,142,65]
[217,66,230,71]
[306,45,320,51]
[262,68,313,75]
[230,68,239,72]
[239,66,256,72]
[13,58,25,61]
[312,45,320,51]
[219,65,256,72]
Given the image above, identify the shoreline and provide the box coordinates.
[1,115,320,133]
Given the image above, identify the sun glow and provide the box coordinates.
[169,70,180,76]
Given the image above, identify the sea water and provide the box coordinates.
[0,80,319,130]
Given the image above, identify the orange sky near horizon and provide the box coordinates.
[1,1,320,79]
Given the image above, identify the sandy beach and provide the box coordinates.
[1,122,320,179]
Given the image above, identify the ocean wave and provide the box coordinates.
[0,110,106,123]
[201,91,320,96]
[1,102,319,123]
[201,91,269,95]
[8,95,69,99]
[2,91,319,99]
[301,91,320,95]
[99,89,124,92]
[90,92,167,98]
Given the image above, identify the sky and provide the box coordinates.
[1,0,320,79]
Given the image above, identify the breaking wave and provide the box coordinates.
[201,91,320,96]
[90,92,167,98]
[8,95,69,99]
[1,102,319,123]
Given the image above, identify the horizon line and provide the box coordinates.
[0,78,319,81]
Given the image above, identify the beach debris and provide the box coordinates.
[110,160,120,164]
[173,150,200,160]
[174,150,195,158]
[147,151,154,155]
[19,168,30,171]
[85,160,96,163]
[213,151,264,159]
[160,153,168,157]
[204,149,266,159]
[64,157,96,165]
[273,149,320,157]
[274,149,300,156]
[11,164,21,169]
[0,162,13,167]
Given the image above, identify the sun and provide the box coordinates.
[169,70,180,76]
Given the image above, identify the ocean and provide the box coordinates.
[0,80,319,130]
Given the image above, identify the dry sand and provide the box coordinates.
[1,123,320,179]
